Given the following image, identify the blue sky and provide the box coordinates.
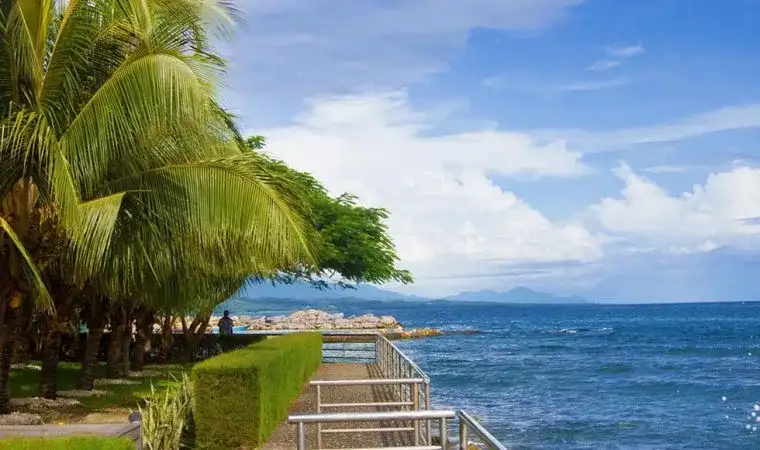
[219,0,760,301]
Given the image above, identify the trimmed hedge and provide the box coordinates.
[192,333,322,449]
[0,437,134,449]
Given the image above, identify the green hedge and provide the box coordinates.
[192,332,322,449]
[0,436,134,449]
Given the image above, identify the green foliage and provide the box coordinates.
[0,0,317,315]
[0,437,134,450]
[245,136,413,287]
[192,333,322,449]
[138,373,193,450]
[10,362,191,412]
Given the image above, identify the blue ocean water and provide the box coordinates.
[290,300,760,449]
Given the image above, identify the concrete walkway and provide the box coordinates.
[0,422,141,443]
[263,363,415,449]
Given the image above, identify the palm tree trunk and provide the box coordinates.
[0,297,19,414]
[106,326,124,379]
[13,310,32,364]
[158,315,174,363]
[120,313,132,376]
[132,310,154,371]
[77,324,103,390]
[0,335,13,415]
[40,293,75,399]
[78,301,105,390]
[181,314,210,362]
[39,326,62,399]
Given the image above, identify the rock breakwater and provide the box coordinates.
[207,309,450,339]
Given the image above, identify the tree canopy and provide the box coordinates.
[0,0,413,410]
[245,136,413,288]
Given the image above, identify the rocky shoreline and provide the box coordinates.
[204,309,473,340]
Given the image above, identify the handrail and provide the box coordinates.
[313,376,427,448]
[288,410,456,450]
[374,334,432,444]
[289,410,509,450]
[376,335,429,382]
[289,410,456,423]
[252,331,508,449]
[456,411,507,450]
[311,378,426,386]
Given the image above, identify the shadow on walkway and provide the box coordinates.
[263,363,415,449]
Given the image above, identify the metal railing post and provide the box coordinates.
[297,422,306,450]
[455,411,508,450]
[316,384,322,449]
[413,384,420,445]
[426,382,432,443]
[439,417,448,450]
[459,420,468,450]
[129,412,142,450]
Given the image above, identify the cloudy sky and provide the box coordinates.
[219,0,760,301]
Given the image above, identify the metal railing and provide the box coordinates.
[257,331,506,449]
[323,333,378,363]
[313,378,428,448]
[374,334,432,444]
[289,410,456,450]
[456,411,507,450]
[288,410,508,450]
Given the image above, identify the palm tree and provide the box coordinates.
[1,0,317,407]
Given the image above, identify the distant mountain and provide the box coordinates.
[234,281,412,301]
[446,287,591,304]
[231,281,589,305]
[217,282,416,316]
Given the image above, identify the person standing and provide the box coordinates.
[218,310,234,351]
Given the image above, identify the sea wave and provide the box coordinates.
[550,327,614,335]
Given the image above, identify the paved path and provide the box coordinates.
[0,422,141,443]
[263,363,415,449]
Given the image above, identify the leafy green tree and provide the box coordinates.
[245,136,413,287]
[0,0,316,406]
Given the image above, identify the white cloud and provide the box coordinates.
[587,59,620,71]
[255,91,602,293]
[591,164,760,249]
[224,0,584,114]
[545,104,760,153]
[555,78,630,92]
[605,43,645,58]
[482,74,630,93]
[641,165,709,174]
[582,42,643,74]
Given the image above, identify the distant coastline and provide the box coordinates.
[225,282,592,307]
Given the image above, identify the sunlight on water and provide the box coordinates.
[381,301,760,449]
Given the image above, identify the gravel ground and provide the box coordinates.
[262,363,414,449]
[94,378,139,386]
[10,364,41,371]
[144,364,184,370]
[10,397,82,409]
[0,412,43,425]
[57,389,108,398]
[127,370,163,378]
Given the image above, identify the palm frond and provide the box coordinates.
[60,52,215,193]
[0,216,53,312]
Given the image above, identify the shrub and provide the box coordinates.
[138,373,193,450]
[0,436,134,449]
[192,333,322,449]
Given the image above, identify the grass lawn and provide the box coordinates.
[9,362,192,423]
[0,436,135,450]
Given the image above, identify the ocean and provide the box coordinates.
[249,299,760,449]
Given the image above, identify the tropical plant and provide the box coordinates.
[138,373,193,450]
[0,0,317,408]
